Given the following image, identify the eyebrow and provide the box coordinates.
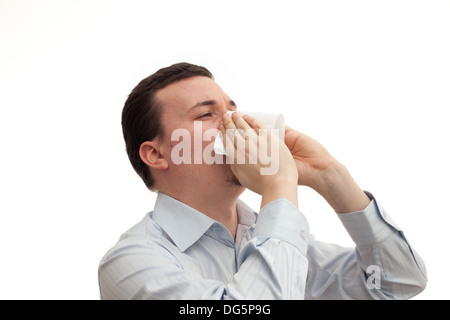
[190,99,237,110]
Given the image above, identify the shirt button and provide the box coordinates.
[301,230,308,241]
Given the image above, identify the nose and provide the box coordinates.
[220,99,237,114]
[219,110,234,124]
[216,97,236,121]
[218,105,229,115]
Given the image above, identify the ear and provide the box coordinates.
[139,140,169,170]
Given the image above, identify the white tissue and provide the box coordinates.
[213,111,285,155]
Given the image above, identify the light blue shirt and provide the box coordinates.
[98,192,427,299]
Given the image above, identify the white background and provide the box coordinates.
[1,0,449,299]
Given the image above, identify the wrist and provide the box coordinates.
[314,162,370,213]
[309,160,345,194]
[260,175,298,209]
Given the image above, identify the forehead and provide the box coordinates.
[155,76,228,109]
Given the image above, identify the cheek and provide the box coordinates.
[167,120,223,167]
[193,121,220,149]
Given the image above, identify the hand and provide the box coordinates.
[221,112,298,208]
[284,126,370,213]
[284,126,338,189]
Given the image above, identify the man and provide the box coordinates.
[98,62,427,299]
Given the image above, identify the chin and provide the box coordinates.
[226,175,242,187]
[220,164,240,186]
[214,164,245,193]
[225,172,246,195]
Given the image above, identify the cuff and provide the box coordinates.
[254,199,309,255]
[337,191,400,248]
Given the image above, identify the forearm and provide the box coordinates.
[313,162,370,213]
[261,176,298,209]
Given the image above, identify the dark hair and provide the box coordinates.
[121,62,214,190]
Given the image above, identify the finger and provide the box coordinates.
[222,111,236,130]
[242,114,268,131]
[232,112,252,131]
[218,121,226,145]
[284,125,293,134]
[224,122,245,162]
[284,125,302,135]
[221,112,240,157]
[224,112,248,146]
[232,112,259,144]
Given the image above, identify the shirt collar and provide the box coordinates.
[152,192,257,252]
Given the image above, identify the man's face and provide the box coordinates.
[155,76,243,193]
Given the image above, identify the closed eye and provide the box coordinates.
[196,112,213,119]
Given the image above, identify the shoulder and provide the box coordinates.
[98,212,185,299]
[99,212,177,266]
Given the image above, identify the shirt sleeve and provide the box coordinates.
[228,198,309,299]
[305,192,427,300]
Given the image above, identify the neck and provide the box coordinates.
[189,195,239,239]
[158,183,244,239]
